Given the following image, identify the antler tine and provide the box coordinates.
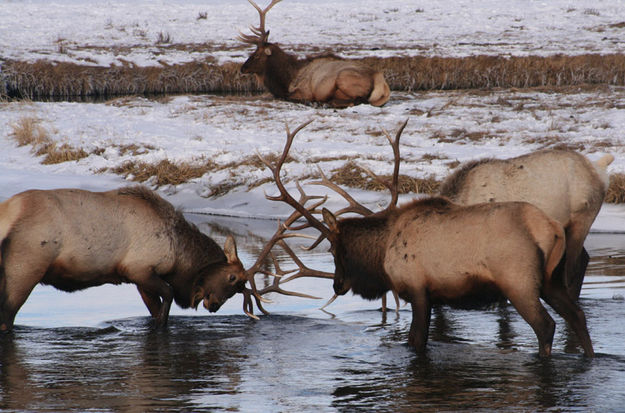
[310,165,374,217]
[358,119,408,210]
[275,239,334,283]
[385,118,408,208]
[319,294,338,311]
[241,0,283,44]
[256,251,326,299]
[284,181,327,230]
[259,120,333,241]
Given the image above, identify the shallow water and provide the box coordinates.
[1,215,625,412]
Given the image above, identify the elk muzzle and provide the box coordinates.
[333,277,350,296]
[203,294,223,313]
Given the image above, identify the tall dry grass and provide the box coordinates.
[606,174,625,204]
[10,116,89,164]
[2,54,625,99]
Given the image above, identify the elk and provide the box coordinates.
[261,120,594,357]
[439,149,614,300]
[239,0,390,108]
[0,186,250,330]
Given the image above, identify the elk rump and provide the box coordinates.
[0,186,247,330]
[439,149,614,299]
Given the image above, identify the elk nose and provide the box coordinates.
[209,302,221,313]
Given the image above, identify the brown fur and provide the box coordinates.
[439,149,613,299]
[324,197,594,357]
[0,186,246,331]
[241,43,390,107]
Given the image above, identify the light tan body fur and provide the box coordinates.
[0,187,246,330]
[287,57,390,107]
[325,198,594,357]
[440,149,613,299]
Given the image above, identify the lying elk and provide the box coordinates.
[239,0,390,107]
[0,186,250,330]
[262,121,594,357]
[439,150,614,300]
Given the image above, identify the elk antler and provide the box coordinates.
[360,119,409,211]
[260,120,335,241]
[240,120,335,319]
[238,0,283,45]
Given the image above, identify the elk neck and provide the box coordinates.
[166,218,227,308]
[262,45,302,99]
[337,212,394,300]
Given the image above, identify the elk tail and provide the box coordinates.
[368,72,390,107]
[593,153,614,189]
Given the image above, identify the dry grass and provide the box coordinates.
[329,161,440,195]
[40,143,89,164]
[3,53,625,99]
[10,117,50,146]
[109,159,215,186]
[606,174,625,204]
[9,116,89,164]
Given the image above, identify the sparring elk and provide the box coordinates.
[439,150,614,300]
[261,121,594,357]
[0,186,249,330]
[239,0,390,107]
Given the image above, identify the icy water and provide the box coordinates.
[1,215,625,412]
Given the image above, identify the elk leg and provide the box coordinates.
[136,286,162,318]
[568,247,590,301]
[0,248,48,331]
[542,283,594,357]
[503,284,555,357]
[564,220,592,300]
[408,290,431,352]
[134,275,173,327]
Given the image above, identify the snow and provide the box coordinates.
[1,0,625,67]
[1,89,625,228]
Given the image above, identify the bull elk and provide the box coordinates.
[239,0,390,108]
[439,149,614,300]
[0,185,332,331]
[261,120,594,357]
[0,186,251,330]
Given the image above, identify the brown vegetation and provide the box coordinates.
[109,159,214,186]
[605,174,625,204]
[3,53,625,99]
[330,161,439,195]
[10,117,88,164]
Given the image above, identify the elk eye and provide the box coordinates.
[229,274,237,283]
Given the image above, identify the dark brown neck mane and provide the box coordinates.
[338,213,393,300]
[263,44,305,99]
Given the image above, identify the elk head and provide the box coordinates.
[258,120,407,311]
[239,0,282,75]
[192,235,247,312]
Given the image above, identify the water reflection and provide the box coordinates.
[0,318,252,411]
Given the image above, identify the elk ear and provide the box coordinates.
[264,47,272,56]
[223,235,240,264]
[322,208,339,233]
